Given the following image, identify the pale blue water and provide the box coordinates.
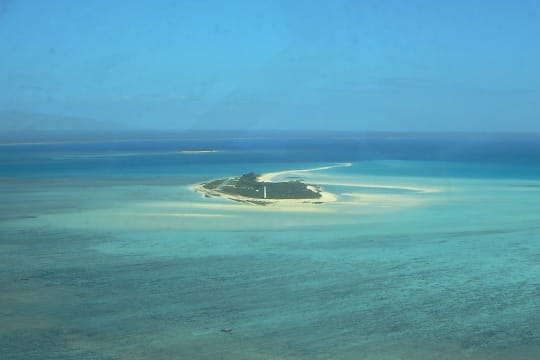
[1,134,540,359]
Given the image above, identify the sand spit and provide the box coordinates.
[258,162,352,182]
[50,149,221,160]
[177,150,219,154]
[318,180,442,194]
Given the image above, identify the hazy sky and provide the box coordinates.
[0,0,539,132]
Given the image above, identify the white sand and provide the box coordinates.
[258,162,352,182]
[316,180,442,193]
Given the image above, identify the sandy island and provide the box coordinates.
[191,164,351,206]
[177,149,218,154]
[189,161,441,211]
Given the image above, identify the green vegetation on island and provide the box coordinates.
[201,172,321,201]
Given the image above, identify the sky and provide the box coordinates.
[0,0,539,132]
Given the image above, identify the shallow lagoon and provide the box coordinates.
[2,136,540,359]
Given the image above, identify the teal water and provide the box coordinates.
[2,136,540,359]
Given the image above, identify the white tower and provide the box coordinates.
[263,186,267,199]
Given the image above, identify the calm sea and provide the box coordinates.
[1,133,540,359]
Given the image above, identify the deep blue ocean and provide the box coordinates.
[3,133,540,177]
[1,133,540,359]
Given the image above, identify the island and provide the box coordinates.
[193,172,326,205]
[177,149,218,154]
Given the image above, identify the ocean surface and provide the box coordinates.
[2,133,540,359]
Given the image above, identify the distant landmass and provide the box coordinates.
[0,111,118,132]
[0,111,176,143]
[0,111,125,143]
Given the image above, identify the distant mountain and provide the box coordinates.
[0,111,119,132]
[0,111,227,143]
[0,111,131,142]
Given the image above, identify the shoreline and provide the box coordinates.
[191,182,337,206]
[191,165,346,206]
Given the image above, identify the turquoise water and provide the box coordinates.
[2,135,540,359]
